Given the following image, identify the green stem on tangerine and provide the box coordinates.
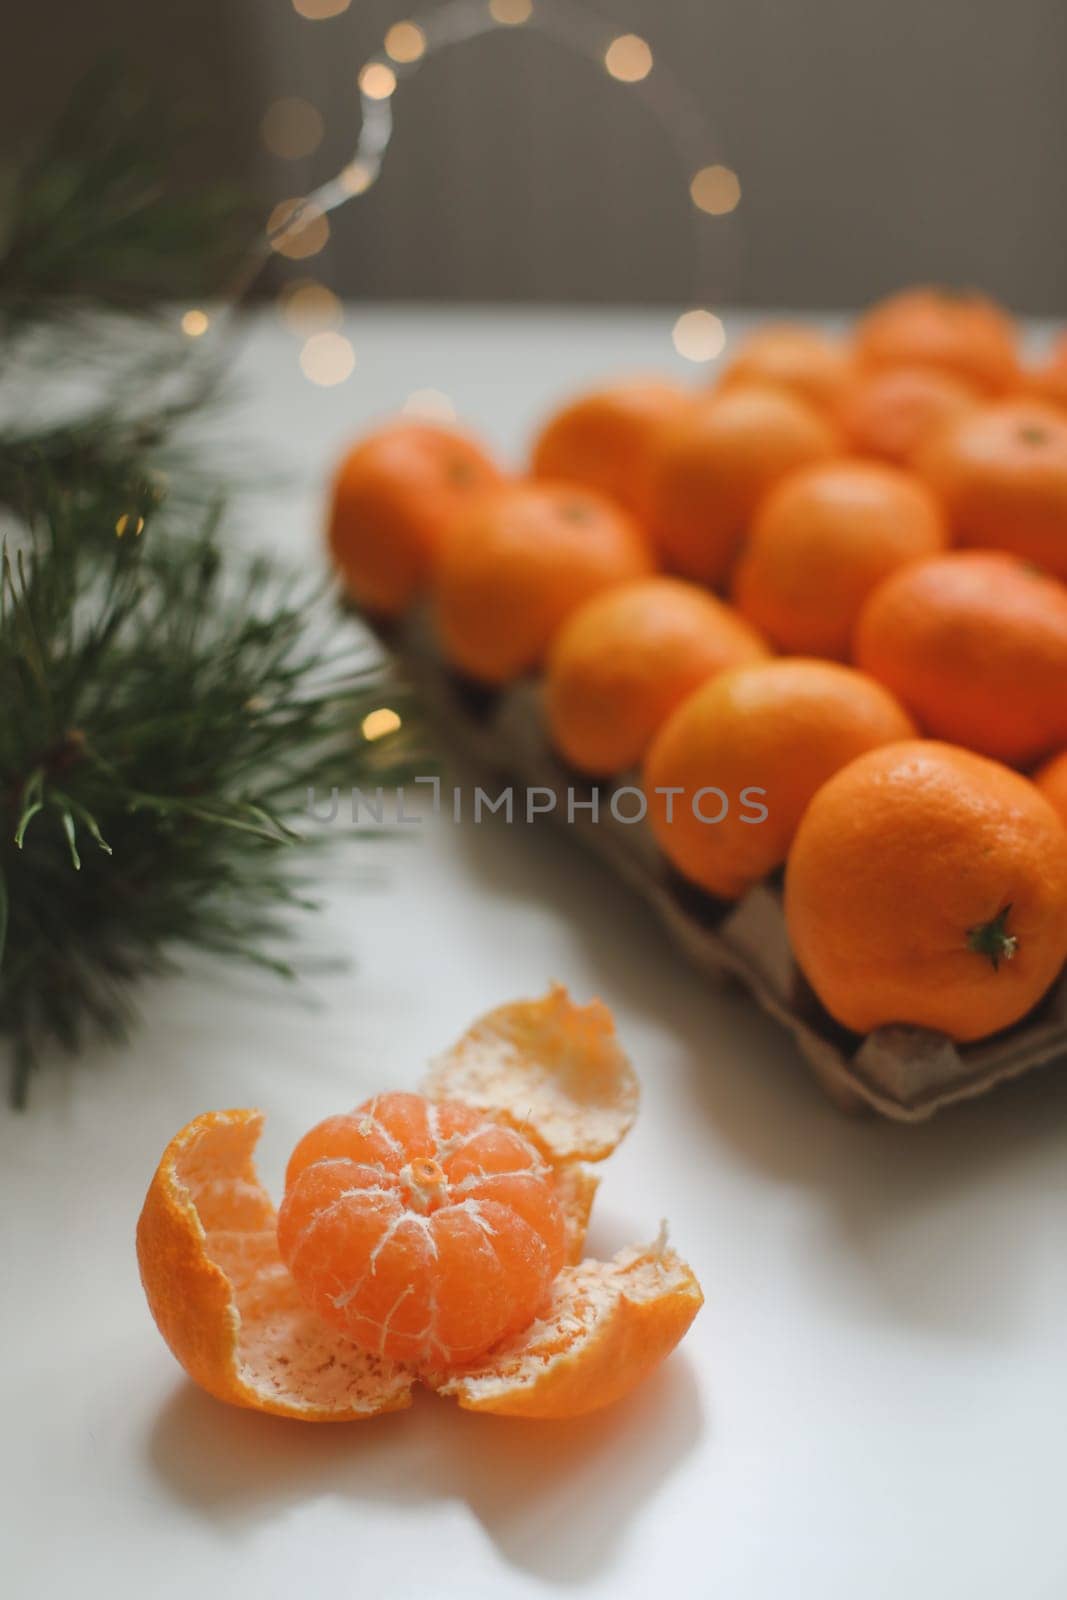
[966,905,1019,971]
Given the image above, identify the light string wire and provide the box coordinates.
[193,0,741,371]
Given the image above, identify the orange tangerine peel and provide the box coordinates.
[137,988,700,1422]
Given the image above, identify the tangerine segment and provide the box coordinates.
[277,1093,567,1367]
[423,985,639,1164]
[136,1110,414,1420]
[431,1235,703,1419]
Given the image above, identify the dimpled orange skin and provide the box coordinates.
[915,399,1067,580]
[643,658,915,901]
[545,576,770,776]
[1035,751,1067,832]
[277,1091,566,1368]
[434,480,653,685]
[644,386,842,588]
[785,741,1067,1041]
[836,365,979,466]
[327,421,504,616]
[530,378,692,519]
[854,287,1019,394]
[731,460,948,659]
[717,324,853,414]
[854,551,1067,767]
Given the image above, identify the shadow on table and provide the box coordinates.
[446,792,1067,1338]
[147,1356,703,1584]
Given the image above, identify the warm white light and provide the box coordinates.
[267,198,330,260]
[604,34,653,83]
[338,161,376,196]
[362,707,403,741]
[180,308,209,338]
[489,0,532,22]
[672,309,726,363]
[260,97,324,160]
[360,62,398,100]
[115,514,145,538]
[279,281,342,333]
[690,164,741,216]
[292,0,350,18]
[300,331,355,385]
[402,388,457,422]
[384,21,426,63]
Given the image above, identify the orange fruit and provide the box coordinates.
[854,551,1067,766]
[645,386,841,587]
[434,480,652,685]
[785,741,1067,1041]
[643,658,914,900]
[1023,334,1067,411]
[278,1092,566,1366]
[545,576,769,776]
[836,364,979,465]
[854,286,1019,394]
[137,988,702,1421]
[328,421,504,617]
[1034,751,1067,831]
[530,377,691,518]
[915,399,1067,580]
[731,460,948,659]
[718,324,852,413]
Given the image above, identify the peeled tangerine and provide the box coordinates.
[137,988,702,1421]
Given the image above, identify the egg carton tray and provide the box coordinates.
[374,607,1067,1122]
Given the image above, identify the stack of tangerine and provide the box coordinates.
[328,287,1067,1049]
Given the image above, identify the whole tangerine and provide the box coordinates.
[645,386,841,587]
[854,286,1019,394]
[1023,334,1067,412]
[836,364,979,465]
[785,741,1067,1041]
[731,459,948,659]
[530,377,692,519]
[643,658,914,901]
[717,324,852,413]
[1034,751,1067,832]
[434,480,652,685]
[854,551,1067,766]
[328,421,504,616]
[915,398,1067,579]
[545,576,769,776]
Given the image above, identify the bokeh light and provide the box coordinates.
[260,98,325,160]
[402,388,458,422]
[300,332,356,385]
[672,309,726,363]
[489,0,533,22]
[360,62,398,100]
[690,164,741,216]
[338,161,376,196]
[291,0,350,18]
[267,198,330,260]
[385,21,427,63]
[604,34,653,83]
[279,280,342,333]
[180,308,209,338]
[361,708,403,741]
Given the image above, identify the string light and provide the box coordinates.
[604,34,653,83]
[115,514,145,538]
[385,21,427,63]
[267,198,330,259]
[489,0,533,22]
[361,708,403,741]
[672,309,726,363]
[238,2,740,372]
[359,62,398,100]
[402,388,458,421]
[261,97,325,160]
[300,331,356,385]
[690,164,741,216]
[291,0,350,18]
[180,308,210,338]
[280,280,343,332]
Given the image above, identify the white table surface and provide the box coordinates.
[4,307,1067,1600]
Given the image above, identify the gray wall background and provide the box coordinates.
[4,0,1066,311]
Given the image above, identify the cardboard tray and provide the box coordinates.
[377,607,1067,1121]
